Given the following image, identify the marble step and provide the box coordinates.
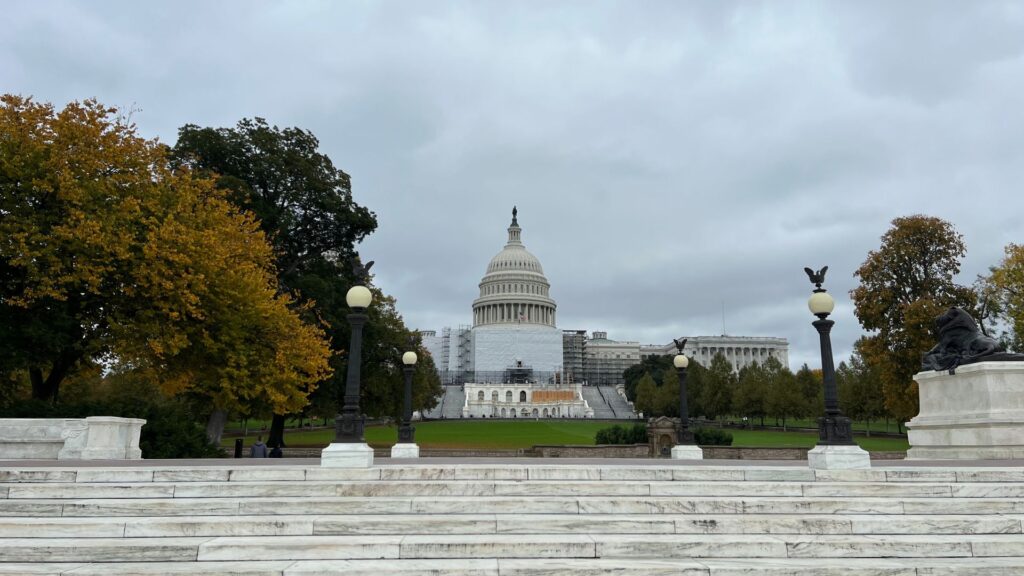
[4,533,1024,562]
[5,558,1024,576]
[6,479,1005,499]
[1,513,1021,538]
[7,466,1024,485]
[7,495,1024,518]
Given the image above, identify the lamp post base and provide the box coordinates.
[390,443,420,459]
[320,442,374,468]
[808,444,871,470]
[670,445,703,460]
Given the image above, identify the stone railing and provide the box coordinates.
[0,417,145,460]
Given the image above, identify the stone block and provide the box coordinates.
[390,443,420,458]
[808,445,872,470]
[907,362,1024,459]
[670,444,703,460]
[320,443,374,468]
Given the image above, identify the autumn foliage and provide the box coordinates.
[850,215,975,423]
[0,95,331,415]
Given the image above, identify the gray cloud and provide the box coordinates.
[4,1,1024,371]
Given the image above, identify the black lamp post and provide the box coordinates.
[805,266,855,446]
[335,283,373,443]
[398,347,417,444]
[672,337,694,444]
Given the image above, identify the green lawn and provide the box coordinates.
[224,420,908,452]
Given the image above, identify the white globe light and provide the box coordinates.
[346,285,373,309]
[673,354,689,369]
[402,351,418,366]
[808,291,835,316]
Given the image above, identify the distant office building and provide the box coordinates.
[640,336,790,372]
[585,331,641,386]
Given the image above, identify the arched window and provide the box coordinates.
[520,391,527,402]
[506,391,513,402]
[501,408,507,417]
[532,408,539,417]
[491,391,498,402]
[542,408,549,417]
[477,391,485,401]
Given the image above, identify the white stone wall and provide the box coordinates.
[421,332,445,372]
[0,417,145,460]
[471,325,564,373]
[462,382,594,418]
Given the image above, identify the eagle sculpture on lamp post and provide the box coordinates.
[804,266,828,290]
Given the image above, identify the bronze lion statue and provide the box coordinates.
[921,307,1004,372]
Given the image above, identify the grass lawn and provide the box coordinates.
[224,420,908,452]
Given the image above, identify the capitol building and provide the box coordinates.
[421,208,789,419]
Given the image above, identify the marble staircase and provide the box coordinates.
[2,462,1024,574]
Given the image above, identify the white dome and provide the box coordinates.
[486,246,545,275]
[472,208,557,328]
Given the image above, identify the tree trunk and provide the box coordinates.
[242,419,248,437]
[897,421,904,435]
[268,414,287,448]
[29,367,47,400]
[782,417,787,432]
[205,410,228,445]
[865,419,871,437]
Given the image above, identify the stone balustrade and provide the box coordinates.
[0,416,145,460]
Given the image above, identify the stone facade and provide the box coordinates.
[641,335,790,372]
[462,382,594,418]
[585,332,641,386]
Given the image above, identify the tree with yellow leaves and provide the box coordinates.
[988,244,1024,351]
[0,95,331,441]
[850,215,976,427]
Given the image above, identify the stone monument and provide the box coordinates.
[907,307,1024,459]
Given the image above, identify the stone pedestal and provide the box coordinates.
[907,362,1024,460]
[808,444,871,470]
[390,443,420,458]
[0,417,145,460]
[320,443,374,468]
[670,444,703,460]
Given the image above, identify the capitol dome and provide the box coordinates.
[473,207,557,328]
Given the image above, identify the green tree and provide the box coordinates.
[634,373,657,417]
[0,96,331,432]
[622,354,672,401]
[700,353,735,422]
[656,367,680,417]
[838,341,887,435]
[851,215,975,426]
[794,363,822,418]
[733,361,767,427]
[172,118,439,446]
[684,360,706,419]
[764,357,801,431]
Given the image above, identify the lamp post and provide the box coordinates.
[321,269,377,468]
[335,284,372,443]
[392,343,421,458]
[670,338,702,460]
[804,266,870,469]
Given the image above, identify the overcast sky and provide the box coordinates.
[4,1,1024,369]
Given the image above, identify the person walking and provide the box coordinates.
[250,436,268,458]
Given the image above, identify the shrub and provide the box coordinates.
[694,427,733,446]
[595,423,647,445]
